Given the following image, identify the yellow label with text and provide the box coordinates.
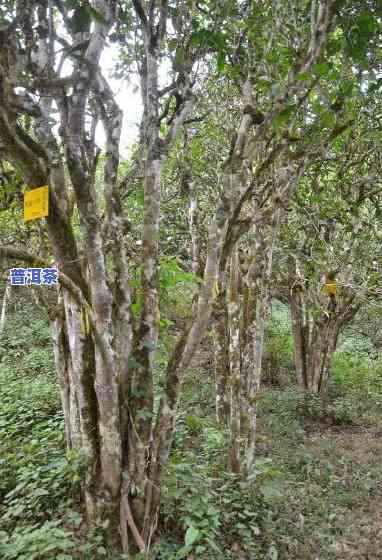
[24,186,49,221]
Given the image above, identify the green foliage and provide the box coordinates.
[159,257,196,292]
[0,304,53,376]
[331,350,382,424]
[0,522,75,560]
[162,450,222,558]
[0,301,128,560]
[0,303,82,559]
[130,257,197,323]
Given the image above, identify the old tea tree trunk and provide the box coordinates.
[0,0,336,553]
[289,279,360,394]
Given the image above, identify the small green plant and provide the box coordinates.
[163,455,222,558]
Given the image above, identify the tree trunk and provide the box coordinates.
[290,289,308,391]
[290,289,343,394]
[213,277,230,424]
[0,283,10,336]
[188,180,199,276]
[228,248,242,474]
[50,297,81,450]
[308,318,341,393]
[242,291,267,476]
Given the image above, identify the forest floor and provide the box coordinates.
[309,428,382,559]
[274,422,382,559]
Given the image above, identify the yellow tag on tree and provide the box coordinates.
[324,282,337,295]
[24,186,49,221]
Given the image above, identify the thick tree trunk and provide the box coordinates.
[228,248,242,474]
[290,290,308,390]
[188,181,199,276]
[50,298,81,450]
[63,294,102,521]
[243,208,280,474]
[213,278,230,424]
[308,318,341,393]
[243,292,267,475]
[290,290,342,394]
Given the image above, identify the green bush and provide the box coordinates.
[330,351,382,424]
[0,522,75,560]
[0,319,83,560]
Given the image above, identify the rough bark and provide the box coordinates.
[0,283,10,336]
[243,210,281,475]
[289,287,358,394]
[50,296,81,450]
[188,179,199,276]
[212,281,230,424]
[228,248,242,474]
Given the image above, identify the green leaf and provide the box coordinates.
[368,78,382,94]
[131,302,141,316]
[357,13,378,35]
[313,62,330,77]
[260,482,283,500]
[185,526,200,547]
[205,537,222,553]
[297,71,310,81]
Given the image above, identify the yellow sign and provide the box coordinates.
[324,282,337,296]
[24,186,49,221]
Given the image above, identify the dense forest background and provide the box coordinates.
[1,0,382,558]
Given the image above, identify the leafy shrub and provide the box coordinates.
[162,453,222,558]
[0,343,82,559]
[0,521,75,560]
[331,351,382,424]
